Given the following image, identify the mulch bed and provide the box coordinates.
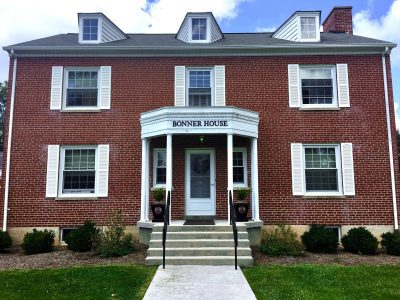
[252,247,400,266]
[0,243,148,271]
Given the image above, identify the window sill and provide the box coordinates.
[55,196,98,201]
[61,108,102,113]
[233,185,248,190]
[299,107,340,111]
[302,193,345,199]
[151,186,174,191]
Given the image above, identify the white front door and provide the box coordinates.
[185,149,216,216]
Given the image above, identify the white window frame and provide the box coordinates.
[186,67,214,107]
[298,15,320,42]
[188,16,211,43]
[153,148,166,188]
[233,147,248,188]
[60,227,77,244]
[303,144,343,197]
[58,145,98,198]
[300,65,338,109]
[79,17,101,44]
[62,67,100,111]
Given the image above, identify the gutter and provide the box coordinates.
[2,52,17,231]
[382,47,399,230]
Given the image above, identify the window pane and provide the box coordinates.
[233,167,244,183]
[83,19,98,41]
[156,168,166,184]
[157,151,166,167]
[301,68,334,105]
[300,17,316,40]
[192,18,207,40]
[305,169,338,191]
[63,170,96,193]
[233,152,243,167]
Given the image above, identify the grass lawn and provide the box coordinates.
[0,264,157,300]
[243,264,400,300]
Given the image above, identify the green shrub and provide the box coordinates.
[301,225,338,253]
[65,220,99,252]
[341,227,378,255]
[22,229,55,255]
[0,231,12,252]
[381,231,400,256]
[260,225,304,256]
[95,210,135,257]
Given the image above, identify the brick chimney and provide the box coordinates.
[323,6,353,34]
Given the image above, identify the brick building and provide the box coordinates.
[1,6,399,264]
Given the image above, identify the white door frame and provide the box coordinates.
[185,148,216,216]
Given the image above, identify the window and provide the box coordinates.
[300,67,336,107]
[233,148,247,187]
[60,228,77,244]
[304,145,341,193]
[300,17,316,40]
[59,147,97,196]
[191,18,207,41]
[82,18,99,41]
[154,149,166,186]
[64,69,99,109]
[187,69,212,107]
[325,226,342,242]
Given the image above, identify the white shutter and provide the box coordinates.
[99,66,112,109]
[46,145,60,197]
[341,143,355,196]
[291,143,304,195]
[337,64,350,107]
[288,64,300,107]
[97,144,110,197]
[174,66,186,106]
[50,67,63,110]
[214,65,226,106]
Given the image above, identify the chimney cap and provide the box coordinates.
[322,6,352,25]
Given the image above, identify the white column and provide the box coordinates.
[166,134,173,223]
[140,138,148,222]
[144,139,150,221]
[251,137,260,221]
[227,134,233,223]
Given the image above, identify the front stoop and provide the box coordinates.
[145,224,253,267]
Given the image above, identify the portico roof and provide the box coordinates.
[140,106,259,138]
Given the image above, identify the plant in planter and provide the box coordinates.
[234,187,251,222]
[151,187,166,222]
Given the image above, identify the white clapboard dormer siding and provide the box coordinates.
[174,65,226,106]
[291,143,355,196]
[288,64,350,108]
[50,66,112,110]
[45,144,110,198]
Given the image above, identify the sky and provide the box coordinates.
[0,0,399,125]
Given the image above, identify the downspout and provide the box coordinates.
[382,47,399,230]
[2,51,17,231]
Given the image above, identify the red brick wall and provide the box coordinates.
[323,7,353,34]
[0,54,398,227]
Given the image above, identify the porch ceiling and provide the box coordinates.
[140,106,259,138]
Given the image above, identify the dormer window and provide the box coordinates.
[191,18,207,41]
[300,17,317,40]
[82,18,99,41]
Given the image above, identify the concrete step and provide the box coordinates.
[147,247,252,256]
[151,231,248,240]
[149,239,250,248]
[152,225,247,232]
[145,256,253,267]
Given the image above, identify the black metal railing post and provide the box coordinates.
[162,191,171,269]
[229,190,238,270]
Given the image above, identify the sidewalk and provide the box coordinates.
[143,265,256,300]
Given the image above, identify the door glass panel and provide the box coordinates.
[190,153,210,198]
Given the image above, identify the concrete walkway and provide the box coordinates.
[143,265,256,300]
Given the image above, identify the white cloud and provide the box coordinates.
[255,26,276,33]
[353,0,400,66]
[0,0,247,81]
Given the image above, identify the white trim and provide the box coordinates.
[302,144,343,197]
[227,134,233,223]
[251,138,260,221]
[2,57,17,231]
[79,17,102,44]
[233,147,248,188]
[186,67,214,106]
[62,67,100,111]
[185,148,216,216]
[57,145,98,198]
[153,148,166,188]
[188,16,211,43]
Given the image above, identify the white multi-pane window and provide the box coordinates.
[304,145,342,193]
[82,19,99,41]
[300,17,317,40]
[187,69,213,107]
[59,147,97,196]
[64,69,99,109]
[191,18,207,41]
[153,149,166,186]
[300,67,337,107]
[233,148,247,187]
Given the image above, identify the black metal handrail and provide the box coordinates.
[162,190,171,269]
[229,190,238,270]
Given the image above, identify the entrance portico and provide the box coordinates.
[139,106,260,223]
